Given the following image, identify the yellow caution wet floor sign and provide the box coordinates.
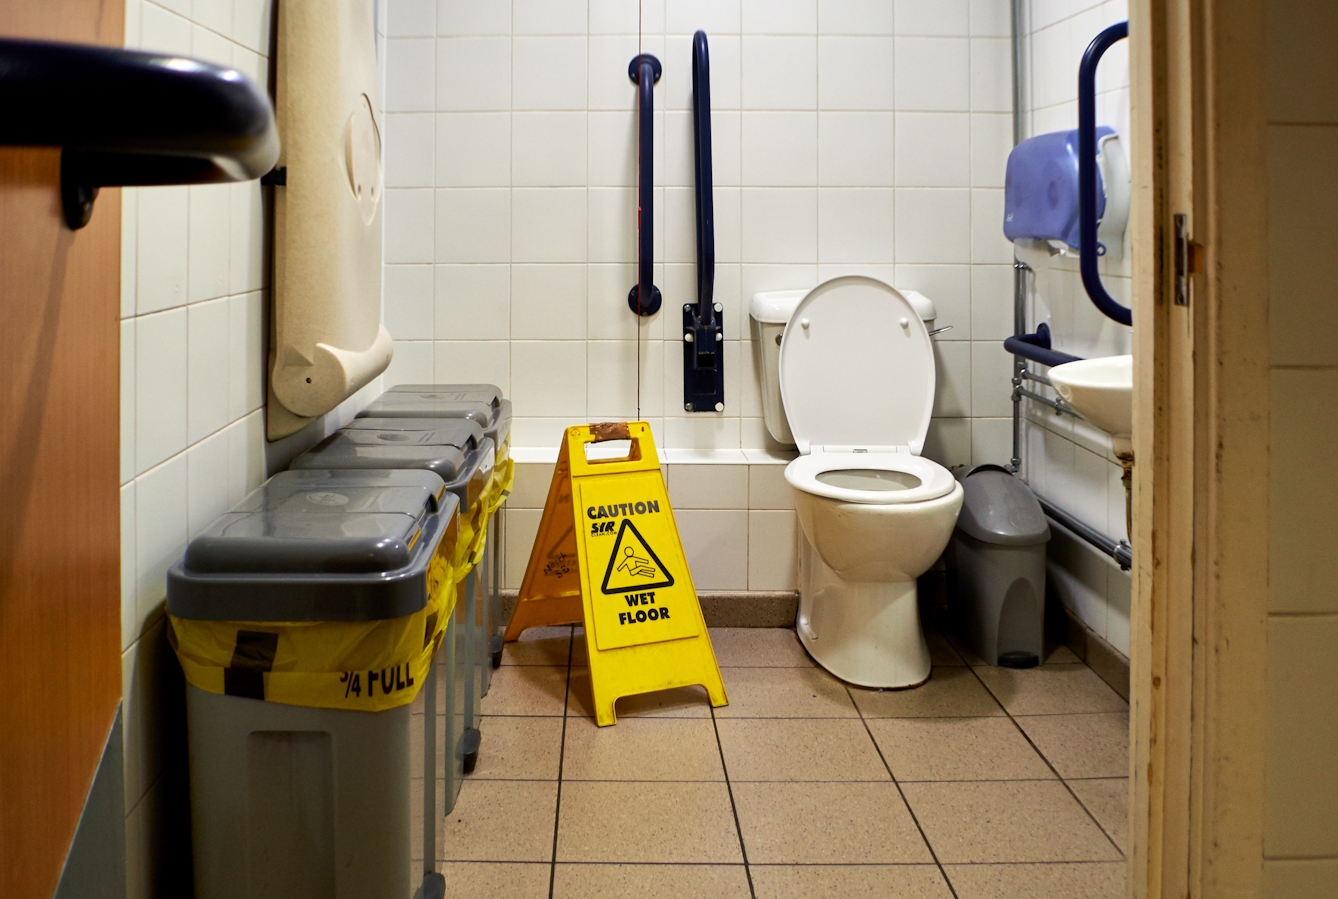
[505,422,727,725]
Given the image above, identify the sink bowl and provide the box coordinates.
[1047,355,1133,455]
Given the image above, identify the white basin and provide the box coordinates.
[1047,355,1133,455]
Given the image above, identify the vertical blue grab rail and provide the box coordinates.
[627,52,662,316]
[682,30,725,413]
[1077,20,1132,326]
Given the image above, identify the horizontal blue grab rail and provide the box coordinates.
[1004,324,1083,368]
[1078,21,1132,326]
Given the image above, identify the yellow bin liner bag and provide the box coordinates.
[166,470,462,712]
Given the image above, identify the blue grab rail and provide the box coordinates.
[682,30,725,413]
[1077,21,1132,326]
[627,53,662,317]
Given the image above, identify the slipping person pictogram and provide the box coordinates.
[600,518,674,594]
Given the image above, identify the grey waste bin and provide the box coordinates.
[359,385,513,668]
[166,469,461,899]
[951,464,1051,667]
[357,384,513,673]
[290,421,495,771]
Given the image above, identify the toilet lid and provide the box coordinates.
[779,276,936,454]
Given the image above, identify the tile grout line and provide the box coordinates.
[846,684,961,899]
[547,626,575,899]
[958,658,1127,859]
[708,704,757,899]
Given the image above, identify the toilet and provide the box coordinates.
[753,276,965,689]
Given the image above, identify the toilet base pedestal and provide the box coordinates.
[795,541,932,689]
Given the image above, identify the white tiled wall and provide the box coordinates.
[382,0,1018,473]
[1264,0,1338,878]
[1014,0,1133,656]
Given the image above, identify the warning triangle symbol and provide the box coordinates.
[600,518,675,595]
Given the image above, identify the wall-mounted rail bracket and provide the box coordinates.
[683,31,724,413]
[0,38,279,229]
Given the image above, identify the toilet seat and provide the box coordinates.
[785,451,956,505]
[779,276,936,456]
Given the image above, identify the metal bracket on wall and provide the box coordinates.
[682,31,725,413]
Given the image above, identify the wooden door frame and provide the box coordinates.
[1128,0,1270,895]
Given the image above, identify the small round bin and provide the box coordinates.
[951,465,1051,667]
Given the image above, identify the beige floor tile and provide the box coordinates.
[474,716,564,780]
[503,626,573,666]
[1015,712,1129,779]
[567,670,715,720]
[867,717,1054,782]
[717,718,890,782]
[944,630,988,666]
[1070,778,1129,855]
[732,782,933,864]
[973,664,1129,716]
[709,627,814,667]
[438,862,551,898]
[849,667,1004,718]
[712,666,858,718]
[440,780,558,862]
[902,781,1122,864]
[551,863,751,898]
[561,716,725,781]
[479,665,569,716]
[944,862,1126,898]
[556,781,742,863]
[750,864,953,899]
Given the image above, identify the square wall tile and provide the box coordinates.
[668,465,749,509]
[437,37,510,111]
[436,113,511,186]
[676,509,748,590]
[1266,615,1338,858]
[187,184,230,302]
[971,340,1014,417]
[970,37,1013,112]
[512,112,588,186]
[743,0,817,34]
[385,340,434,386]
[513,36,587,110]
[435,265,510,340]
[187,429,231,541]
[512,341,587,418]
[137,186,189,314]
[513,0,587,35]
[436,188,509,263]
[749,465,793,509]
[819,0,895,34]
[742,112,818,186]
[895,38,970,111]
[134,454,188,631]
[897,0,969,36]
[386,37,435,112]
[385,264,435,340]
[741,37,817,110]
[121,483,137,650]
[121,320,136,485]
[513,189,587,263]
[229,181,264,295]
[895,189,971,264]
[511,265,588,340]
[741,189,818,264]
[819,112,896,186]
[817,188,896,263]
[1271,369,1338,613]
[818,37,897,110]
[895,112,970,187]
[1270,127,1338,367]
[187,298,231,444]
[438,0,511,36]
[135,309,188,474]
[748,510,797,590]
[933,340,971,418]
[385,113,436,187]
[433,341,511,396]
[385,188,435,263]
[587,340,663,420]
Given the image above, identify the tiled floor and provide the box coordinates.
[429,625,1129,898]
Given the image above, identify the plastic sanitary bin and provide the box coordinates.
[951,464,1051,668]
[166,469,462,899]
[357,384,513,675]
[290,419,495,770]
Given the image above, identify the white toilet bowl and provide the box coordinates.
[768,276,964,688]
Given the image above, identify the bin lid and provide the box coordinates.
[167,470,460,622]
[955,465,1050,546]
[360,387,513,450]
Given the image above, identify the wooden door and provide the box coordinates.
[0,3,125,898]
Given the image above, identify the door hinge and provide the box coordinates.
[1174,213,1198,307]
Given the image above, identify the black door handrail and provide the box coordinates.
[0,38,279,229]
[627,53,662,316]
[682,31,724,413]
[1077,21,1132,325]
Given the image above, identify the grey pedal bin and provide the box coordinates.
[358,384,513,672]
[167,469,463,899]
[290,421,495,768]
[951,465,1051,668]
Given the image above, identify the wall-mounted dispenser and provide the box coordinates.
[268,0,393,439]
[1002,126,1129,262]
